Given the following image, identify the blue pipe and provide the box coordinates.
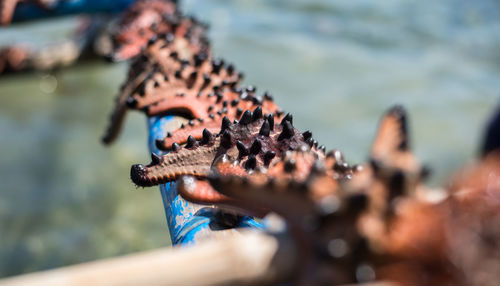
[12,0,136,22]
[148,115,264,245]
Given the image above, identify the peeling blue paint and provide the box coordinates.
[148,116,263,245]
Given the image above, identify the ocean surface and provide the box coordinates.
[0,0,499,277]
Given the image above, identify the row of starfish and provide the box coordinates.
[99,1,500,286]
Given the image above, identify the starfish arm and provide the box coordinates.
[1,0,19,26]
[101,68,153,144]
[371,105,410,161]
[156,100,280,148]
[158,119,222,150]
[131,138,220,187]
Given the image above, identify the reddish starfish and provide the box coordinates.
[102,33,283,147]
[0,0,56,26]
[0,45,29,73]
[126,39,241,116]
[177,146,350,217]
[207,156,366,286]
[101,35,211,144]
[130,108,325,187]
[154,87,281,150]
[108,0,208,62]
[371,150,500,286]
[346,105,429,227]
[201,105,447,285]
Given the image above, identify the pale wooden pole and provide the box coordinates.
[0,231,296,286]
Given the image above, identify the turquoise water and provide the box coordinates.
[1,0,499,278]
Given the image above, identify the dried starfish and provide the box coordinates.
[177,145,347,217]
[154,87,281,150]
[0,46,29,73]
[126,39,242,117]
[369,105,426,196]
[130,108,325,187]
[373,150,500,286]
[202,105,445,285]
[346,105,430,228]
[108,0,208,62]
[207,156,366,285]
[0,0,56,26]
[102,2,283,147]
[102,34,211,144]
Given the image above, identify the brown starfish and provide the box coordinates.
[177,145,348,217]
[368,105,425,196]
[207,156,367,285]
[115,37,282,151]
[108,0,208,62]
[126,39,241,116]
[154,87,281,150]
[202,105,450,285]
[101,35,211,144]
[0,45,29,73]
[371,151,500,286]
[130,108,325,187]
[0,0,56,26]
[347,105,429,232]
[0,0,18,26]
[375,106,500,286]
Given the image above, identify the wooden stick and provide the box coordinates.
[0,231,296,286]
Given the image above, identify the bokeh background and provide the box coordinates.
[0,0,499,278]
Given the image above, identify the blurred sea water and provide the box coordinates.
[0,0,499,278]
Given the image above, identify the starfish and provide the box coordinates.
[154,87,281,150]
[102,32,284,148]
[346,105,430,228]
[201,105,449,285]
[368,105,426,197]
[130,108,325,187]
[0,0,19,26]
[177,145,350,217]
[207,154,367,286]
[0,45,29,73]
[101,34,211,144]
[125,40,242,117]
[0,0,56,26]
[108,0,208,62]
[373,150,500,286]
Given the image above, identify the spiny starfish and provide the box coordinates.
[0,45,29,73]
[372,151,500,286]
[130,108,325,187]
[346,105,430,227]
[125,38,242,117]
[0,0,19,26]
[201,105,448,285]
[177,146,351,217]
[207,155,367,286]
[101,34,211,145]
[368,105,426,197]
[108,0,208,62]
[154,87,281,150]
[0,0,56,26]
